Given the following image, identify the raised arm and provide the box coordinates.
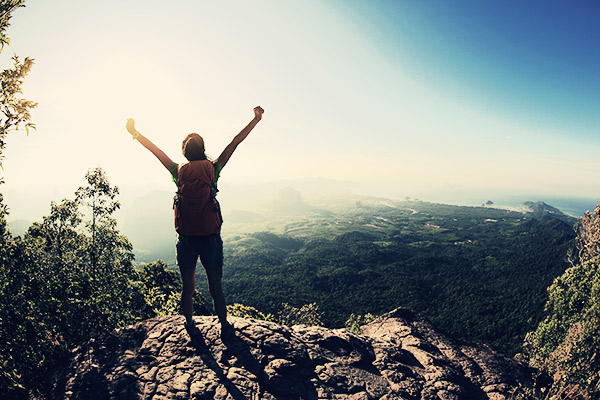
[126,118,173,170]
[216,106,264,169]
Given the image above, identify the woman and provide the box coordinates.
[125,106,264,338]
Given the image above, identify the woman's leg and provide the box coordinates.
[180,266,197,324]
[177,236,199,325]
[205,266,228,326]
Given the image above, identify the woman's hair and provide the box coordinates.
[182,133,207,161]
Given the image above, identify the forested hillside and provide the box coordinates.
[213,199,576,355]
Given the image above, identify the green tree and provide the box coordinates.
[524,204,600,398]
[0,0,37,244]
[58,168,142,341]
[0,1,38,397]
[139,260,180,317]
[0,199,87,398]
[0,169,146,397]
[139,259,208,319]
[75,168,121,265]
[0,198,88,398]
[0,0,36,162]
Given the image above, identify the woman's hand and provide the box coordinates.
[253,106,264,120]
[126,118,140,140]
[126,118,137,134]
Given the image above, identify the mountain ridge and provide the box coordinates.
[521,200,575,224]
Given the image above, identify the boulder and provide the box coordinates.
[49,308,544,399]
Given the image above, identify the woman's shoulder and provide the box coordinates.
[179,160,219,174]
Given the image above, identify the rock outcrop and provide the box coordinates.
[49,308,542,399]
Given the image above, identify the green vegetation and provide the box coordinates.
[0,0,37,251]
[227,303,275,321]
[217,201,575,355]
[524,204,600,398]
[139,260,207,319]
[227,302,323,327]
[345,313,378,334]
[277,302,323,326]
[0,168,207,398]
[0,1,37,158]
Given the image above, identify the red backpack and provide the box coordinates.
[173,160,223,236]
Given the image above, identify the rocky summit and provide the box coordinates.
[49,308,543,399]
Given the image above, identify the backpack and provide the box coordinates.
[173,160,223,236]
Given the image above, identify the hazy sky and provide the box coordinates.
[1,0,599,220]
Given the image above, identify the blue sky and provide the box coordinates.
[1,0,599,221]
[343,0,599,137]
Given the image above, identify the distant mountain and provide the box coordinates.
[218,177,355,212]
[522,200,576,224]
[272,187,313,215]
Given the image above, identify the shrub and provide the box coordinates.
[278,302,323,326]
[345,313,378,334]
[524,205,600,397]
[227,303,275,322]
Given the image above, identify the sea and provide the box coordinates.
[417,192,599,219]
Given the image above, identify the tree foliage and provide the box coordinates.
[0,1,39,397]
[524,205,600,398]
[345,313,378,334]
[0,169,143,397]
[277,302,323,326]
[140,259,208,318]
[220,206,575,355]
[227,303,275,322]
[0,0,37,163]
[0,169,206,398]
[226,302,324,327]
[0,0,36,244]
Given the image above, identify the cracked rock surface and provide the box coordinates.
[49,308,540,399]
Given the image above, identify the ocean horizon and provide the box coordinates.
[419,194,599,219]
